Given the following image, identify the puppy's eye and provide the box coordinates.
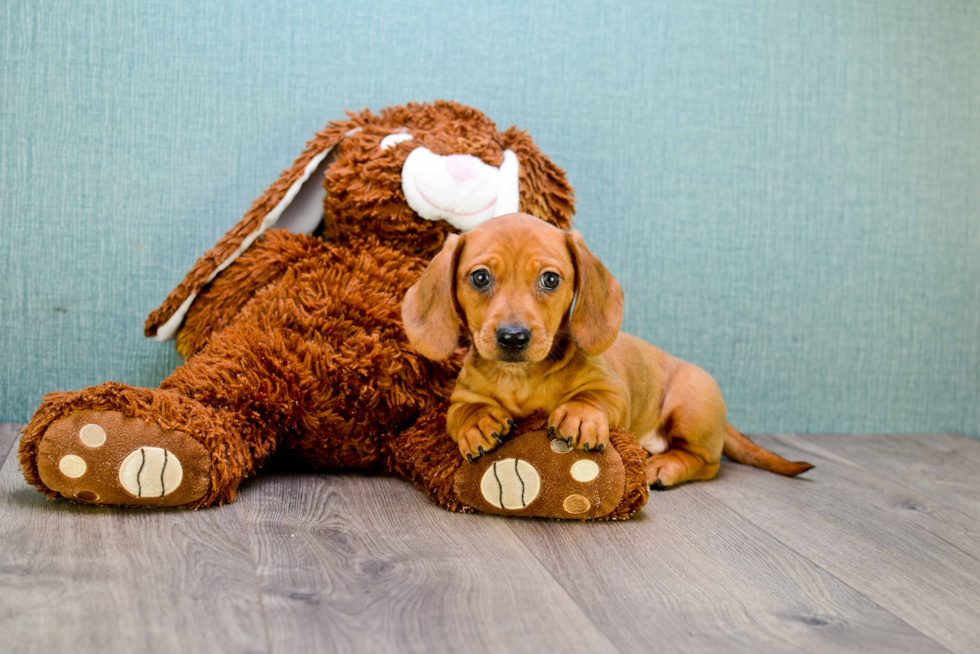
[470,270,492,289]
[540,272,561,290]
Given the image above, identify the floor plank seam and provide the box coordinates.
[243,509,275,654]
[927,530,980,567]
[699,486,960,654]
[0,424,25,472]
[503,519,630,654]
[770,434,980,530]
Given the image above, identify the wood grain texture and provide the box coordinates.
[239,469,619,654]
[703,434,980,654]
[506,481,948,654]
[4,426,980,653]
[781,433,980,521]
[0,428,269,654]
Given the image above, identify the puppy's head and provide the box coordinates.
[402,213,623,362]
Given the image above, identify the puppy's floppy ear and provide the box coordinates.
[566,230,624,356]
[402,234,465,360]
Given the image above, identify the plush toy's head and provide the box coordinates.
[146,101,575,342]
[307,101,576,257]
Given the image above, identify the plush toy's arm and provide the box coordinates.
[171,229,333,359]
[144,121,352,342]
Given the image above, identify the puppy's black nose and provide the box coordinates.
[496,326,531,351]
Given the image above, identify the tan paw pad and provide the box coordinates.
[570,459,600,482]
[563,494,591,514]
[119,447,183,498]
[550,438,573,454]
[78,423,106,448]
[58,454,87,478]
[480,458,541,510]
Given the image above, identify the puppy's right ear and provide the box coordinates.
[566,230,624,356]
[402,234,465,360]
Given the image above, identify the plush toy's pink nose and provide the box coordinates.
[445,154,482,183]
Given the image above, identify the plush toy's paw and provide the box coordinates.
[32,410,210,507]
[454,421,649,520]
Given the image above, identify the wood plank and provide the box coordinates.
[241,470,620,654]
[0,424,23,470]
[506,481,948,654]
[0,430,270,654]
[702,434,980,654]
[780,433,980,521]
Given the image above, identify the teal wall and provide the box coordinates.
[2,1,978,436]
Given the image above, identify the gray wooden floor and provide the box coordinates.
[2,423,978,654]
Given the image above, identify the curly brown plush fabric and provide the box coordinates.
[19,101,648,520]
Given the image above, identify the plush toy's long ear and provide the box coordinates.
[145,119,355,342]
[566,230,624,356]
[498,127,575,231]
[402,234,465,360]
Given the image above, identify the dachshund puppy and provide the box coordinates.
[402,213,812,488]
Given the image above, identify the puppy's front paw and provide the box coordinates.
[451,405,515,462]
[549,402,610,452]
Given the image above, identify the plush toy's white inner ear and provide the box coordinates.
[380,132,413,150]
[152,144,338,342]
[275,149,335,234]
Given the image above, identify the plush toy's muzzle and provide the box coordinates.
[402,146,520,230]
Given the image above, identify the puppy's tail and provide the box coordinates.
[722,423,814,477]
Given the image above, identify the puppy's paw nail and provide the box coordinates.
[651,479,663,490]
[584,443,590,452]
[547,426,555,438]
[507,420,518,430]
[478,445,485,456]
[491,433,502,443]
[467,453,474,464]
[599,444,605,455]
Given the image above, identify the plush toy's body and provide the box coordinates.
[19,102,648,519]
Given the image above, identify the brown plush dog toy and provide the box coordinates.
[404,213,812,493]
[19,101,648,520]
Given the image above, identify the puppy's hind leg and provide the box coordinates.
[645,364,726,489]
[645,446,721,489]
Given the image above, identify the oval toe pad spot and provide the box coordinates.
[570,459,600,482]
[78,423,107,448]
[75,490,99,502]
[59,454,87,478]
[550,439,572,454]
[563,494,592,514]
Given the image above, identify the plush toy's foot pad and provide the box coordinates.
[454,428,626,519]
[35,410,210,507]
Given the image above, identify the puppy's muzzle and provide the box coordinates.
[496,325,531,354]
